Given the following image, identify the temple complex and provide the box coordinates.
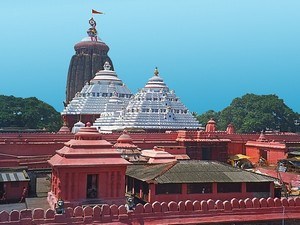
[63,16,199,132]
[65,17,114,104]
[1,13,300,225]
[93,68,200,132]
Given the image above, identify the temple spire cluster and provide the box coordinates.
[92,66,200,131]
[63,16,200,131]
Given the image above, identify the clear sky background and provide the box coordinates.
[0,0,299,114]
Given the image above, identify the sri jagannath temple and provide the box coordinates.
[63,17,200,132]
[1,15,300,225]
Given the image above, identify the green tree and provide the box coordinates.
[196,94,299,133]
[0,95,62,132]
[195,110,220,127]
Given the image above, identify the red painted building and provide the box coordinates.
[1,120,300,169]
[126,160,276,204]
[0,168,29,203]
[47,124,130,209]
[246,132,287,165]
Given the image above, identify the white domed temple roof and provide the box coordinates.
[93,68,200,131]
[62,62,132,116]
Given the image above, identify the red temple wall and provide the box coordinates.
[0,131,299,169]
[0,197,300,224]
[0,132,178,169]
[246,146,260,164]
[267,149,287,165]
[228,142,245,155]
[246,146,287,165]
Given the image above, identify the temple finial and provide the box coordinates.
[87,17,98,41]
[154,67,159,76]
[87,10,104,42]
[103,61,111,70]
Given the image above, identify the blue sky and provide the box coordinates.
[0,0,299,114]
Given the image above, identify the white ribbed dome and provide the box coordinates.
[144,68,167,89]
[93,68,200,131]
[62,62,132,116]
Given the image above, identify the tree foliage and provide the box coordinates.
[196,94,299,133]
[0,95,62,132]
[195,110,220,127]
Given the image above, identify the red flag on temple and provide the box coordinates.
[92,9,103,14]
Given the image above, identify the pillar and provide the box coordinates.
[182,184,187,195]
[139,182,143,198]
[212,183,218,194]
[117,171,122,197]
[74,172,79,200]
[110,171,114,197]
[270,182,274,198]
[149,184,155,202]
[241,183,247,194]
[105,172,110,198]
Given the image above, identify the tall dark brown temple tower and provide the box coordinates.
[65,17,114,104]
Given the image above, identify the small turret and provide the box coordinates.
[226,123,235,134]
[114,130,137,149]
[205,119,216,132]
[57,115,71,134]
[75,122,102,140]
[257,131,268,142]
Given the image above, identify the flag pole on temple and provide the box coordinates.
[88,9,104,42]
[91,9,104,18]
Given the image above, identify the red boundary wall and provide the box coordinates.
[1,197,300,224]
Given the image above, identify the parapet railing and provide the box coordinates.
[1,197,300,224]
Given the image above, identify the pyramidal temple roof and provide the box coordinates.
[93,68,200,131]
[62,61,132,116]
[48,123,130,167]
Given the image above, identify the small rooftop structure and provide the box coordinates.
[205,119,216,132]
[57,116,71,134]
[141,149,177,164]
[226,123,235,134]
[0,167,30,203]
[113,130,137,149]
[257,131,268,142]
[126,160,277,203]
[153,146,190,160]
[48,123,130,208]
[246,133,287,165]
[71,121,85,134]
[127,160,275,184]
[113,131,147,163]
